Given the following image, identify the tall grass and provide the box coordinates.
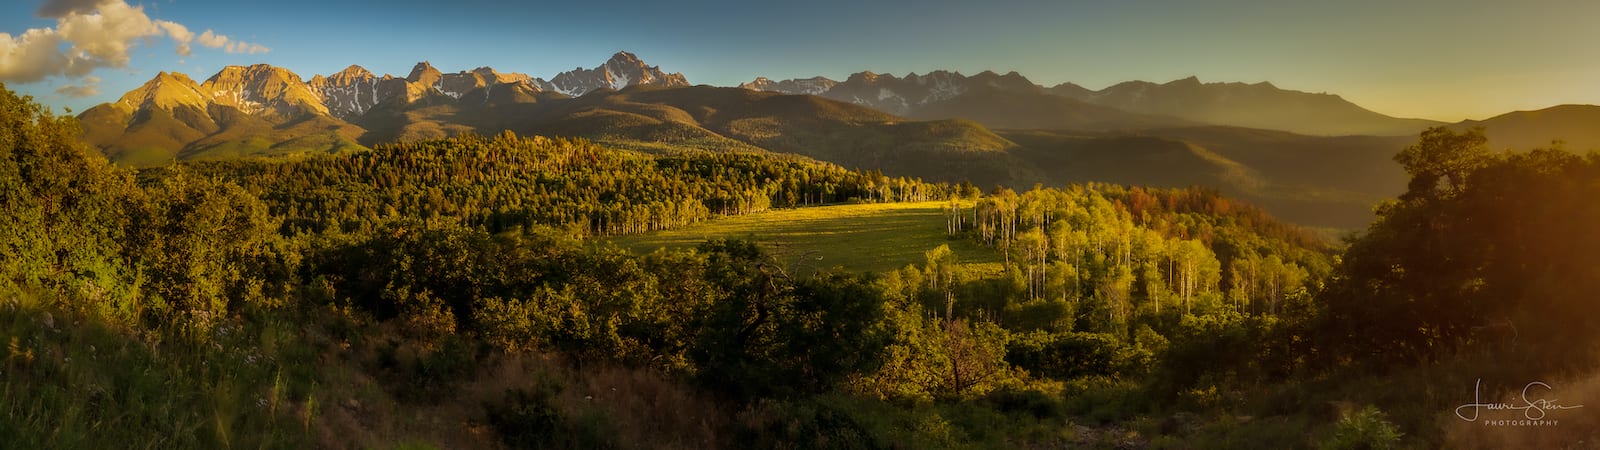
[0,297,316,449]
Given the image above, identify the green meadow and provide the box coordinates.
[609,201,1004,275]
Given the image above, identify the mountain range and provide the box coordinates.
[74,51,1600,229]
[741,72,1443,136]
[79,52,689,165]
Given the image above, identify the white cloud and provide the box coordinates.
[197,30,270,55]
[53,1,163,71]
[157,21,194,56]
[54,76,100,98]
[196,30,228,48]
[0,28,72,83]
[0,0,268,85]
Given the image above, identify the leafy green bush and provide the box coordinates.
[1007,331,1151,379]
[485,382,620,450]
[1060,377,1146,423]
[691,240,891,399]
[985,387,1065,419]
[1319,406,1402,450]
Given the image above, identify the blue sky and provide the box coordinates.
[3,0,1598,121]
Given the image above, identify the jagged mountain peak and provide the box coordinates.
[737,76,837,96]
[331,65,375,81]
[907,70,962,82]
[204,64,310,87]
[1050,81,1088,90]
[200,63,328,117]
[608,51,642,64]
[1045,81,1094,99]
[549,50,689,97]
[116,71,208,111]
[969,70,1027,81]
[468,66,534,85]
[1169,75,1203,86]
[964,70,1038,93]
[846,71,889,84]
[145,70,199,87]
[309,65,387,118]
[748,68,1043,115]
[407,61,443,84]
[306,62,554,116]
[206,64,307,88]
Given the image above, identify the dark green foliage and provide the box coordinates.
[0,84,287,328]
[133,168,289,323]
[983,388,1066,420]
[309,219,508,323]
[1060,377,1146,423]
[1007,331,1143,379]
[734,400,882,450]
[1320,127,1600,373]
[1146,313,1286,404]
[1,84,139,316]
[486,386,570,449]
[7,81,1488,447]
[691,240,891,399]
[1394,126,1490,196]
[309,228,895,399]
[178,131,948,238]
[1319,406,1402,450]
[484,382,620,450]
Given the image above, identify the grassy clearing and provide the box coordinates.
[608,201,1004,275]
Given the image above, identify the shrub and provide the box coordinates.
[486,384,564,449]
[985,388,1065,419]
[1320,406,1402,450]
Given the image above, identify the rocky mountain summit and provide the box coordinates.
[549,51,689,97]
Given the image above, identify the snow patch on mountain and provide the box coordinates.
[550,51,689,96]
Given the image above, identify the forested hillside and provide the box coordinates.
[172,131,943,237]
[7,82,1600,448]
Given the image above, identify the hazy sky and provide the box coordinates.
[3,0,1597,122]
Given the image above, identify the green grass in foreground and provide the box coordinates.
[608,201,1004,274]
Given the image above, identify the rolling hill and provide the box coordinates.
[521,86,1023,186]
[1002,127,1411,229]
[1457,104,1600,151]
[1056,77,1443,136]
